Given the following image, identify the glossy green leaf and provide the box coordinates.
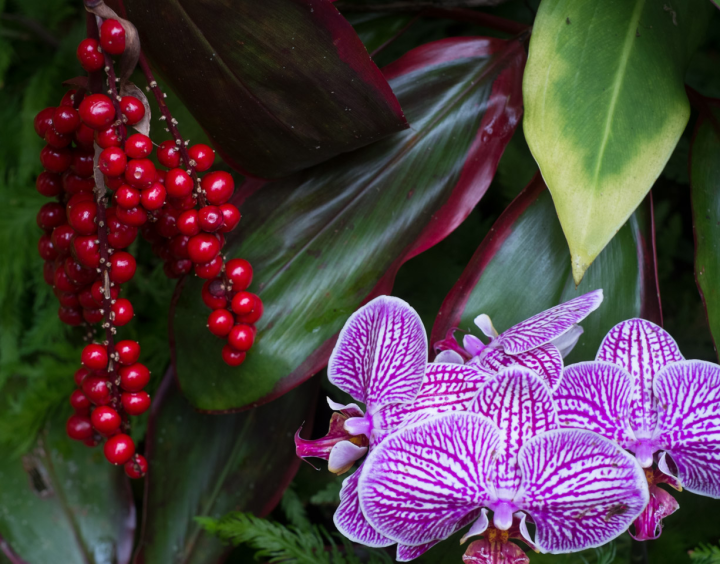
[690,97,720,359]
[111,0,407,179]
[523,0,710,283]
[172,37,526,411]
[432,174,662,363]
[132,372,317,564]
[0,417,135,564]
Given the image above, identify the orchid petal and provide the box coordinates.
[495,290,603,355]
[475,314,499,339]
[359,412,498,547]
[461,508,490,544]
[328,296,427,408]
[464,334,487,357]
[333,468,394,547]
[435,350,465,364]
[517,428,648,553]
[630,484,679,541]
[327,397,365,418]
[553,362,635,448]
[328,441,368,474]
[397,542,439,561]
[463,539,529,564]
[470,367,558,493]
[657,453,683,490]
[550,324,584,358]
[653,360,720,498]
[596,318,683,436]
[474,344,564,390]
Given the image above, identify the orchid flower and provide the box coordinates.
[358,366,649,561]
[436,290,603,390]
[295,296,490,548]
[553,318,720,540]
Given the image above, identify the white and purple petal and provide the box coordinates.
[516,428,648,553]
[328,296,427,408]
[328,441,368,474]
[470,367,559,493]
[359,412,498,547]
[653,360,720,498]
[630,484,679,541]
[473,344,564,390]
[596,318,683,436]
[333,468,394,547]
[397,542,439,562]
[553,361,636,448]
[550,324,584,358]
[493,290,603,355]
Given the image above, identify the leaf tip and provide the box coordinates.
[571,252,591,286]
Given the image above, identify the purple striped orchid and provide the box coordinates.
[295,296,490,548]
[358,366,649,561]
[553,318,720,540]
[435,290,603,390]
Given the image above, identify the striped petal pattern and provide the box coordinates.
[517,429,649,553]
[474,344,564,390]
[359,412,498,547]
[653,360,720,498]
[596,319,683,435]
[328,296,427,408]
[554,362,636,448]
[334,468,393,547]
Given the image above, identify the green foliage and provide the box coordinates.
[690,542,720,564]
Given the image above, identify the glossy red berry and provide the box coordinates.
[36,202,67,231]
[237,295,264,324]
[36,171,62,197]
[71,235,101,268]
[165,168,193,198]
[218,204,241,233]
[207,309,234,337]
[112,298,134,326]
[90,279,120,304]
[121,391,151,416]
[120,96,144,125]
[56,290,80,308]
[82,374,111,405]
[116,340,140,365]
[66,414,94,440]
[124,454,148,479]
[231,291,256,316]
[67,200,98,235]
[91,406,122,435]
[228,324,255,351]
[115,185,141,209]
[79,94,115,130]
[194,255,223,279]
[82,343,108,370]
[177,209,200,236]
[70,389,91,412]
[157,140,181,168]
[38,234,57,261]
[119,363,150,392]
[76,38,104,72]
[124,133,152,159]
[188,144,215,172]
[96,126,122,148]
[64,256,97,286]
[155,209,180,238]
[108,217,138,249]
[201,278,227,309]
[104,434,135,465]
[52,106,81,135]
[140,182,166,211]
[40,144,72,173]
[225,258,253,290]
[167,259,193,277]
[125,158,156,188]
[74,123,95,150]
[44,127,72,148]
[83,308,104,324]
[99,147,127,177]
[63,171,95,194]
[222,344,246,367]
[74,367,91,386]
[115,205,148,227]
[58,306,83,325]
[187,233,220,264]
[168,234,190,259]
[34,107,55,138]
[78,287,98,309]
[71,149,95,178]
[201,171,234,205]
[43,261,56,286]
[110,251,137,283]
[198,205,224,232]
[100,19,126,55]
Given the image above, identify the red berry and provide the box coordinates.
[36,202,66,231]
[74,367,91,386]
[53,265,78,293]
[110,251,136,283]
[237,295,264,324]
[79,94,116,130]
[70,389,91,412]
[218,204,241,233]
[64,256,97,286]
[155,209,180,238]
[165,168,193,198]
[167,259,193,277]
[120,96,145,125]
[99,147,127,177]
[195,254,223,279]
[112,298,134,326]
[71,149,95,178]
[96,126,122,148]
[108,215,139,248]
[115,205,148,227]
[38,234,58,261]
[90,279,120,304]
[91,406,122,435]
[71,235,101,268]
[76,38,104,72]
[188,144,215,172]
[63,172,95,194]
[78,287,98,309]
[115,185,141,209]
[36,172,62,197]
[187,233,220,264]
[82,343,108,370]
[201,171,234,205]
[43,261,56,286]
[124,454,148,479]
[52,106,80,135]
[177,210,200,236]
[168,234,190,259]
[225,258,253,290]
[231,291,256,316]
[83,307,104,324]
[44,127,72,149]
[74,123,95,150]
[198,205,224,232]
[100,19,126,56]
[66,414,93,440]
[121,391,151,416]
[202,278,227,309]
[228,324,255,351]
[116,340,140,365]
[207,309,234,337]
[125,158,156,188]
[40,144,72,173]
[119,362,150,392]
[124,133,152,159]
[82,374,111,405]
[104,434,135,465]
[58,306,83,325]
[155,168,167,184]
[222,344,246,367]
[140,182,166,211]
[59,90,76,107]
[34,107,55,138]
[56,290,80,308]
[157,140,181,168]
[67,200,98,235]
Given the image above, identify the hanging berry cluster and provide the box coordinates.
[33,0,263,478]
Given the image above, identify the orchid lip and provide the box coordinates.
[345,415,372,437]
[633,441,657,469]
[492,502,515,531]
